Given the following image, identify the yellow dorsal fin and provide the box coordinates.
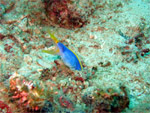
[47,29,59,44]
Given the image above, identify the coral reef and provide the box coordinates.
[43,0,87,29]
[0,101,12,113]
[82,86,130,113]
[9,74,54,111]
[0,82,18,113]
[0,0,150,112]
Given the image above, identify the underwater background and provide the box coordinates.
[0,0,150,112]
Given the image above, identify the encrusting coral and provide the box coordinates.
[43,0,86,29]
[82,86,130,112]
[0,82,15,113]
[8,74,54,112]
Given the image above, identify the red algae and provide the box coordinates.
[0,101,12,113]
[43,0,86,29]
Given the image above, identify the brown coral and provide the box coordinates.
[82,86,130,113]
[43,0,86,29]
